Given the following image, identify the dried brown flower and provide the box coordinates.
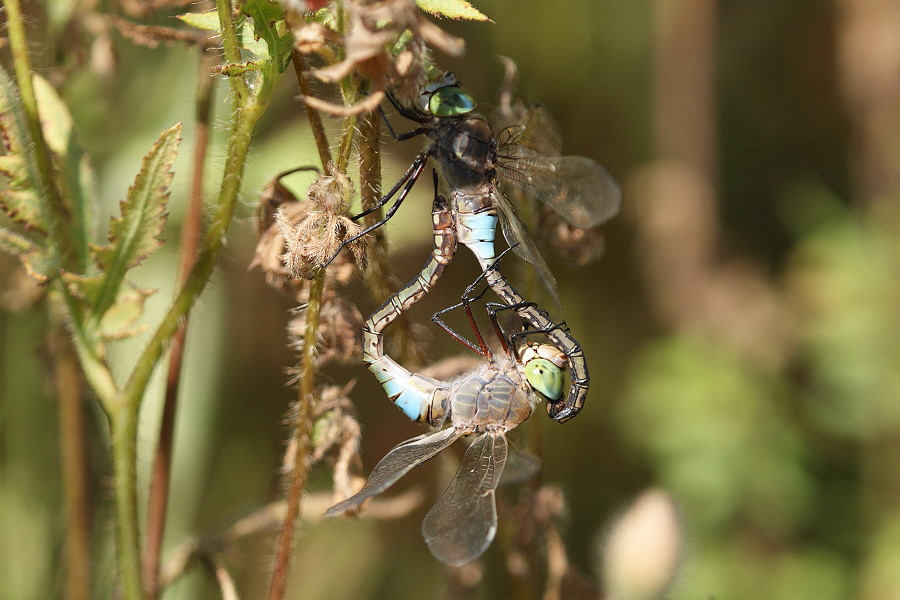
[296,0,463,116]
[287,296,363,366]
[279,166,368,279]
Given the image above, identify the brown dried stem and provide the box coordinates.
[267,271,325,600]
[143,48,218,599]
[52,324,92,600]
[291,50,333,168]
[358,110,426,366]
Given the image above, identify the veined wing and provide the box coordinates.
[498,153,622,229]
[421,433,509,566]
[497,105,563,157]
[492,188,562,308]
[325,428,464,517]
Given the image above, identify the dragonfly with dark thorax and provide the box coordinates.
[328,246,568,565]
[334,72,620,421]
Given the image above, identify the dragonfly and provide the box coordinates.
[363,173,589,422]
[336,72,618,421]
[327,236,569,565]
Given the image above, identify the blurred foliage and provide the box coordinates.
[2,0,900,599]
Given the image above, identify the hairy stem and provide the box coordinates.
[112,2,282,593]
[358,111,426,366]
[2,0,76,261]
[267,272,326,600]
[291,51,332,167]
[143,49,218,599]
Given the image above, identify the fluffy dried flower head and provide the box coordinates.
[277,167,368,280]
[287,296,363,366]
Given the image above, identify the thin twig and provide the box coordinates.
[358,110,426,367]
[143,48,218,599]
[267,272,326,600]
[291,50,332,168]
[52,324,92,600]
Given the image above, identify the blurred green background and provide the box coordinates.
[2,0,900,598]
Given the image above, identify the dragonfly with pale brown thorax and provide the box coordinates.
[330,72,620,421]
[328,224,570,565]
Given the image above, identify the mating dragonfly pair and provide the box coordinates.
[324,72,621,565]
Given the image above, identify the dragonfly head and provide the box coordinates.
[418,71,477,118]
[520,343,567,402]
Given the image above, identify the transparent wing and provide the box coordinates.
[325,428,464,517]
[492,188,562,308]
[497,105,563,157]
[498,154,622,229]
[497,105,622,229]
[499,449,541,486]
[421,433,509,566]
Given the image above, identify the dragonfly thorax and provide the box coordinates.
[429,116,497,191]
[448,359,536,433]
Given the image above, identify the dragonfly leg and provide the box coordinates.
[352,150,430,221]
[321,156,428,268]
[384,93,431,125]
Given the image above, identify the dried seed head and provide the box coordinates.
[287,296,363,366]
[272,167,368,280]
[296,0,462,116]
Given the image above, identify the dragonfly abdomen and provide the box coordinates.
[362,196,457,425]
[451,185,499,271]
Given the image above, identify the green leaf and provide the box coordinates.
[0,67,52,232]
[177,10,220,32]
[89,123,182,319]
[22,246,60,283]
[32,74,72,157]
[97,283,155,340]
[0,227,36,256]
[416,0,490,21]
[242,0,294,69]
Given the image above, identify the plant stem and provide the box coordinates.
[267,271,325,600]
[357,111,425,366]
[2,0,77,262]
[52,324,92,600]
[291,51,332,167]
[143,49,218,599]
[112,0,282,586]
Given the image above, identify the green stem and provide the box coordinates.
[111,5,282,587]
[2,0,77,262]
[144,49,218,600]
[215,0,250,102]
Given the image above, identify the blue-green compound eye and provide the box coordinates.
[525,358,563,401]
[429,86,476,117]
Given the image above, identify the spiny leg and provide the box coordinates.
[321,153,429,267]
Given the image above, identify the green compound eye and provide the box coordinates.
[429,86,476,117]
[525,358,563,401]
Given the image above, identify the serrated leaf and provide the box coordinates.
[97,283,155,340]
[90,123,182,319]
[61,271,104,301]
[177,10,220,32]
[0,67,52,232]
[242,0,293,68]
[0,227,36,256]
[416,0,490,21]
[22,246,59,283]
